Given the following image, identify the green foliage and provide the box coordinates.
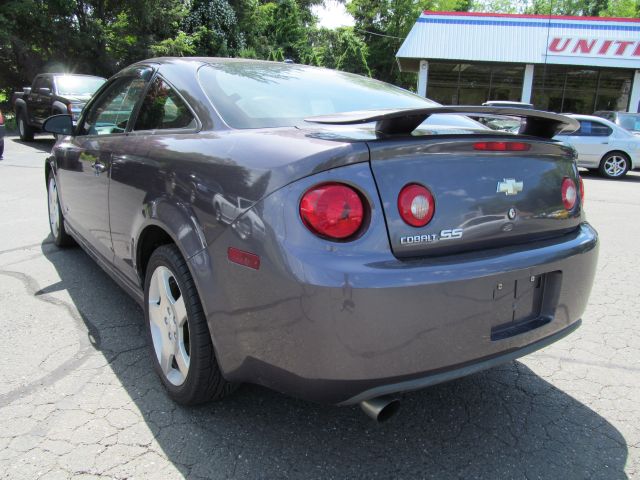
[308,27,371,75]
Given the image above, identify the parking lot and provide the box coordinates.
[0,135,638,479]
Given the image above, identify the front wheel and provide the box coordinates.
[47,172,74,247]
[144,244,236,405]
[599,152,630,179]
[18,112,35,142]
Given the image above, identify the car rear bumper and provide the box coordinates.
[194,219,598,405]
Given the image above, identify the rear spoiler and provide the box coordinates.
[305,106,579,139]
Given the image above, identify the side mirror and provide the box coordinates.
[38,87,52,96]
[43,114,74,136]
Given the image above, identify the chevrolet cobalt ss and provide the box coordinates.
[43,58,598,420]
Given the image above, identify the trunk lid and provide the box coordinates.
[367,135,582,258]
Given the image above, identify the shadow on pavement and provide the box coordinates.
[580,168,640,183]
[9,135,56,153]
[40,237,628,479]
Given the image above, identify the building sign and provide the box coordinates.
[548,37,640,59]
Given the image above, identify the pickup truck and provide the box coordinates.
[13,73,105,141]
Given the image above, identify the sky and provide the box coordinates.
[312,1,355,29]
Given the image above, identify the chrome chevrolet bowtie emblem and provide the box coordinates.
[497,179,524,196]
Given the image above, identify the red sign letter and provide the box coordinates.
[614,41,634,56]
[573,39,596,54]
[549,37,570,53]
[598,40,613,55]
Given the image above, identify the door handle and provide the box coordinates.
[601,142,608,144]
[92,162,106,174]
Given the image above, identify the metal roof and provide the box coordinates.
[397,11,640,71]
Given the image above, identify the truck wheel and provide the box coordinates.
[18,112,35,142]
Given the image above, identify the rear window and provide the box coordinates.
[199,62,437,129]
[55,76,105,96]
[618,113,640,132]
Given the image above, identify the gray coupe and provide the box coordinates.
[43,58,598,421]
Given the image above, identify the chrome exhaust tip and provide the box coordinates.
[360,396,400,422]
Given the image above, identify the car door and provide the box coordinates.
[55,70,150,263]
[555,120,613,168]
[26,76,44,125]
[109,74,198,285]
[33,76,54,125]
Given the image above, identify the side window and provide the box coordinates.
[31,77,43,92]
[573,121,612,137]
[134,77,196,131]
[589,121,612,137]
[80,76,147,136]
[41,77,53,93]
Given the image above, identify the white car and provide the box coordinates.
[554,114,640,179]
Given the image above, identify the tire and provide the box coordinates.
[144,244,236,405]
[0,138,4,158]
[47,172,74,247]
[18,111,35,142]
[599,152,630,179]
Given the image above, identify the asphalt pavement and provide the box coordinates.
[0,135,638,479]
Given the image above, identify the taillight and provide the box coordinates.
[0,110,4,125]
[579,176,584,204]
[299,183,365,240]
[561,177,577,210]
[473,142,531,151]
[398,184,435,227]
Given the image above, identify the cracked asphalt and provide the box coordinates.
[0,135,638,479]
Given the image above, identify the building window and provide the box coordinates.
[532,66,632,114]
[427,62,524,105]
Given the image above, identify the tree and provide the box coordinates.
[308,27,371,75]
[347,0,472,87]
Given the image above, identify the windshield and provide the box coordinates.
[199,62,438,128]
[55,75,105,96]
[617,113,640,132]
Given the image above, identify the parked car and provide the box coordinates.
[594,111,640,137]
[474,101,534,131]
[43,58,598,421]
[13,73,105,141]
[554,114,640,179]
[483,101,534,109]
[0,109,5,158]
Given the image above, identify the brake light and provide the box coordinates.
[398,184,435,227]
[0,110,4,125]
[561,177,577,210]
[299,183,365,240]
[473,142,531,151]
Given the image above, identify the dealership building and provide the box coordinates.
[396,12,640,113]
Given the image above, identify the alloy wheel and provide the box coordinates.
[603,155,627,178]
[48,177,60,238]
[148,265,190,386]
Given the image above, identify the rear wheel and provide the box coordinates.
[18,111,34,142]
[144,245,236,405]
[47,172,74,247]
[599,152,629,179]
